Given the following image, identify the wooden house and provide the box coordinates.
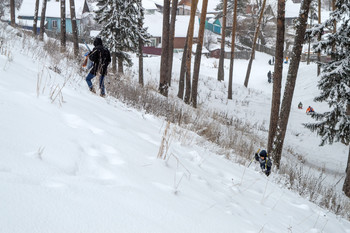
[18,0,90,35]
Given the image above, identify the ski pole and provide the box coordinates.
[83,40,91,52]
[248,149,260,167]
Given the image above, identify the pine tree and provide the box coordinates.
[305,0,350,197]
[95,0,150,74]
[215,0,248,16]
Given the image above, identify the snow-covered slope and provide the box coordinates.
[0,24,350,232]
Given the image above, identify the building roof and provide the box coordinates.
[142,0,158,10]
[18,0,88,19]
[144,12,199,38]
[285,0,301,18]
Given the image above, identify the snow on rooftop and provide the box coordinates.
[142,0,158,10]
[285,0,301,18]
[18,0,87,19]
[144,12,199,38]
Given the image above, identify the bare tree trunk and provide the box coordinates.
[39,0,48,41]
[217,0,227,81]
[159,0,170,96]
[139,44,144,86]
[191,0,208,108]
[167,0,179,87]
[228,0,238,100]
[331,0,336,58]
[178,33,188,100]
[317,0,321,76]
[271,0,313,168]
[306,10,313,65]
[243,0,267,87]
[69,0,79,57]
[138,0,145,86]
[112,52,117,74]
[344,103,350,197]
[10,0,15,27]
[118,58,124,74]
[33,0,40,35]
[343,146,350,197]
[267,0,285,153]
[60,0,66,53]
[184,0,199,104]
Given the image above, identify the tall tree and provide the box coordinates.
[243,0,266,87]
[227,0,237,100]
[138,0,145,86]
[304,0,350,197]
[317,0,321,76]
[217,0,228,82]
[69,0,79,56]
[60,0,66,53]
[95,0,148,75]
[191,0,209,108]
[10,0,15,27]
[267,0,285,153]
[184,0,199,104]
[178,32,189,100]
[33,0,40,35]
[159,0,171,96]
[39,0,47,41]
[167,0,179,87]
[271,0,313,168]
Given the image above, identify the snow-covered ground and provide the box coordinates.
[0,24,350,232]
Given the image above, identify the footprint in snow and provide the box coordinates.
[63,113,104,134]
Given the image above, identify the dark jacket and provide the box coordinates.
[255,149,272,176]
[89,40,111,76]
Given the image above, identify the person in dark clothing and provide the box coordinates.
[267,70,272,83]
[255,149,272,176]
[85,37,111,97]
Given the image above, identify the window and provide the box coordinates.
[52,20,57,28]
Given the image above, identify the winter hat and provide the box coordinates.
[259,150,268,158]
[93,37,103,46]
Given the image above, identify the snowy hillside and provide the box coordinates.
[0,24,350,232]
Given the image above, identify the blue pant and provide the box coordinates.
[86,72,105,95]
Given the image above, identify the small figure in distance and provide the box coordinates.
[267,70,272,83]
[255,149,272,176]
[298,102,303,109]
[306,106,315,114]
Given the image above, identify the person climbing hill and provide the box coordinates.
[85,37,111,97]
[254,149,272,176]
